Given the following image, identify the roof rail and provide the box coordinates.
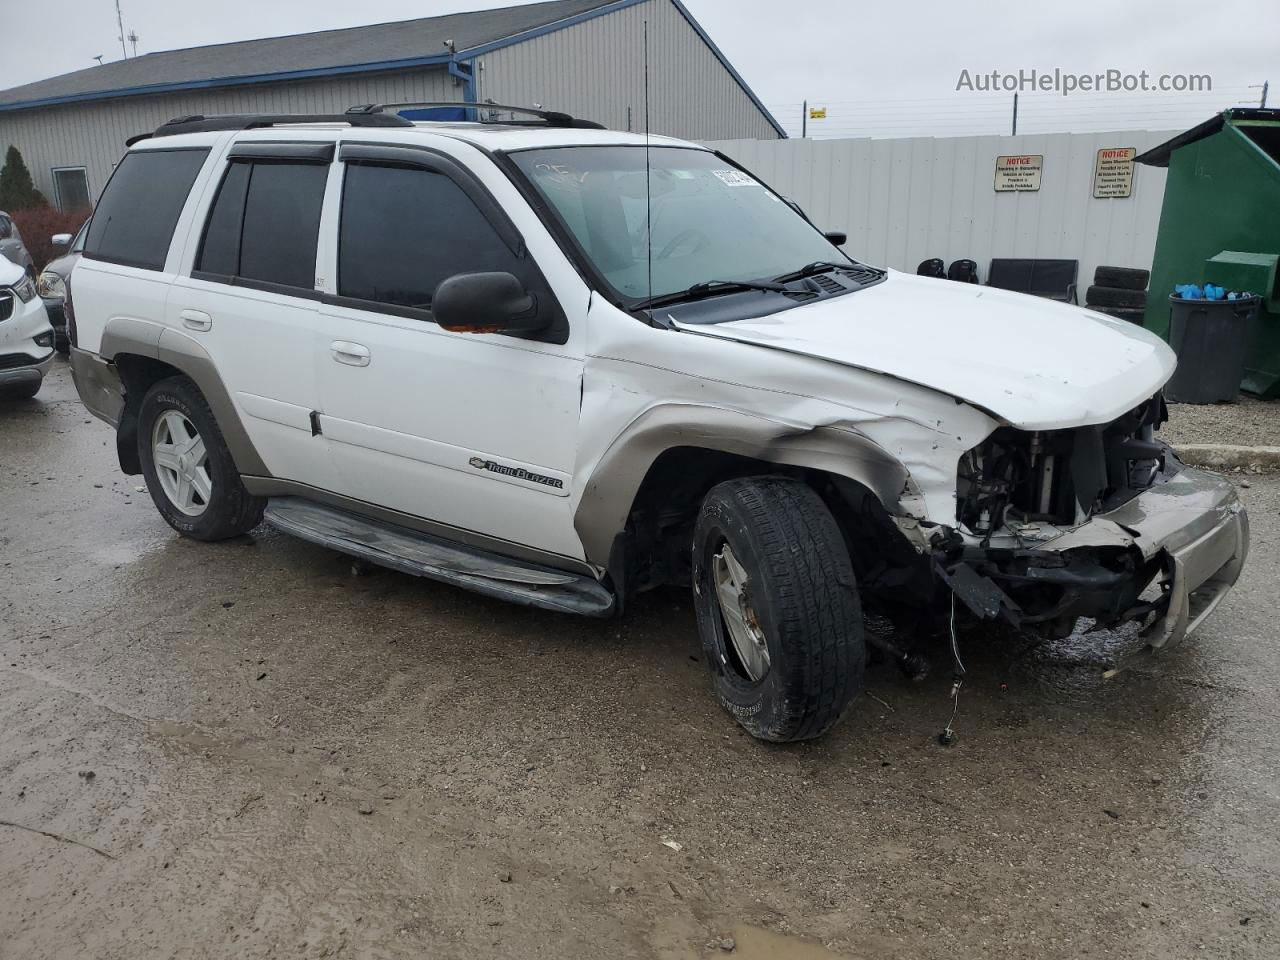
[129,111,414,145]
[346,101,606,130]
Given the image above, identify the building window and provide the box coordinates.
[52,167,91,212]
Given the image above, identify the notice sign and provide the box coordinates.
[994,154,1043,192]
[1093,147,1136,198]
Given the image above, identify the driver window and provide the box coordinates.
[337,162,523,312]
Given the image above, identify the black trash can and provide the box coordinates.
[1164,295,1260,403]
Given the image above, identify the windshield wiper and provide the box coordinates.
[632,279,788,311]
[771,261,843,283]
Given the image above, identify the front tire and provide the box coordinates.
[137,376,264,541]
[692,477,865,742]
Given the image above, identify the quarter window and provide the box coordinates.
[337,163,522,310]
[196,160,327,291]
[84,148,209,271]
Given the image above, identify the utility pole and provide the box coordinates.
[1011,92,1019,136]
[115,0,128,58]
[1249,80,1269,107]
[128,30,139,58]
[802,99,807,139]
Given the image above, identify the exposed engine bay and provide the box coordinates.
[956,392,1171,534]
[935,393,1178,638]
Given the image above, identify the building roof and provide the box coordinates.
[0,0,615,110]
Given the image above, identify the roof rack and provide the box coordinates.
[346,101,606,130]
[129,111,414,145]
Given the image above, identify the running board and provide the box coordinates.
[263,497,615,617]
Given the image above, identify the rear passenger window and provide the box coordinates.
[84,148,209,270]
[338,163,522,310]
[196,160,327,291]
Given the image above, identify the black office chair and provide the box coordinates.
[916,258,946,279]
[948,259,979,283]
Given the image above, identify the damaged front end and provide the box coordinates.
[935,393,1249,648]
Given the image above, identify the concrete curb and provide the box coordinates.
[1173,444,1280,473]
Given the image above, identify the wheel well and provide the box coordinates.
[111,354,186,474]
[610,446,932,612]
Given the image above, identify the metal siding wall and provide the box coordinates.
[477,0,778,141]
[705,130,1177,291]
[0,69,459,205]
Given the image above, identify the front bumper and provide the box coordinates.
[949,465,1248,649]
[1040,465,1249,648]
[42,299,66,332]
[0,350,53,387]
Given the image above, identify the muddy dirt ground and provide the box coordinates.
[2,360,1278,959]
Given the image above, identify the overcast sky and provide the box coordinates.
[1,0,1275,138]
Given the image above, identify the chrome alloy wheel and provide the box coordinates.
[712,542,771,681]
[151,409,212,517]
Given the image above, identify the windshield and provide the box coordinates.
[509,146,848,303]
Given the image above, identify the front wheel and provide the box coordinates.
[137,376,264,541]
[692,477,865,742]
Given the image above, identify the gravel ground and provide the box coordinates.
[1163,395,1280,447]
[2,361,1278,960]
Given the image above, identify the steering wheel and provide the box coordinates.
[656,228,709,260]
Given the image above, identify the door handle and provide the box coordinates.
[330,340,371,367]
[180,309,212,332]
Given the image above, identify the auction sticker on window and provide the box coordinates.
[712,169,758,187]
[994,155,1043,192]
[1093,147,1136,198]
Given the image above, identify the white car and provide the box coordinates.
[67,106,1249,742]
[0,253,54,399]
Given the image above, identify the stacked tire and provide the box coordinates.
[1085,266,1149,323]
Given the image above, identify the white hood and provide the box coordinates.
[673,271,1175,430]
[0,255,22,286]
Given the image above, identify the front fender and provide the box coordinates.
[572,401,912,566]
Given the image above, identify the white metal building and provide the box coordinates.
[0,0,784,209]
[706,128,1179,291]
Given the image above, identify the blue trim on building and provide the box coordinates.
[0,0,786,138]
[0,54,455,114]
[455,0,647,59]
[456,0,787,139]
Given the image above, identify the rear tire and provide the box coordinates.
[1086,284,1147,309]
[1093,265,1149,290]
[692,476,865,742]
[137,376,264,541]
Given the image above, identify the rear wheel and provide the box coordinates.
[692,476,865,742]
[137,376,264,541]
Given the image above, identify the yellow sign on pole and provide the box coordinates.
[808,107,827,120]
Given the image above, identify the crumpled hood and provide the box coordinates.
[672,270,1176,430]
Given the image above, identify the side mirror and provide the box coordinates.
[824,231,847,247]
[51,233,72,249]
[432,271,546,336]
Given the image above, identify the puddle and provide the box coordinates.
[721,925,852,959]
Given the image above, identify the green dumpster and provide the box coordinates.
[1136,108,1280,397]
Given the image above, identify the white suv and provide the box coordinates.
[68,106,1249,742]
[0,254,53,399]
